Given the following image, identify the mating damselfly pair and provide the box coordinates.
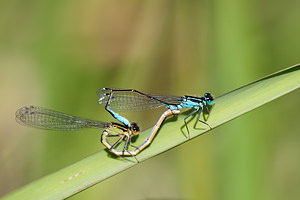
[15,88,214,161]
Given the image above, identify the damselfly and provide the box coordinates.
[15,106,140,158]
[97,88,214,138]
[102,109,181,156]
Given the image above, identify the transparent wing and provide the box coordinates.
[151,95,183,104]
[15,106,108,131]
[97,88,182,112]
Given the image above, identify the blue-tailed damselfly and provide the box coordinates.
[97,88,214,138]
[15,105,140,159]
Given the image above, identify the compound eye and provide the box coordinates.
[131,122,140,135]
[205,93,214,101]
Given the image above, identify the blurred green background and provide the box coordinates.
[1,1,299,199]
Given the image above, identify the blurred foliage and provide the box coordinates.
[0,0,299,200]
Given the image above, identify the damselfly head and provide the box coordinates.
[130,122,140,136]
[204,93,214,105]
